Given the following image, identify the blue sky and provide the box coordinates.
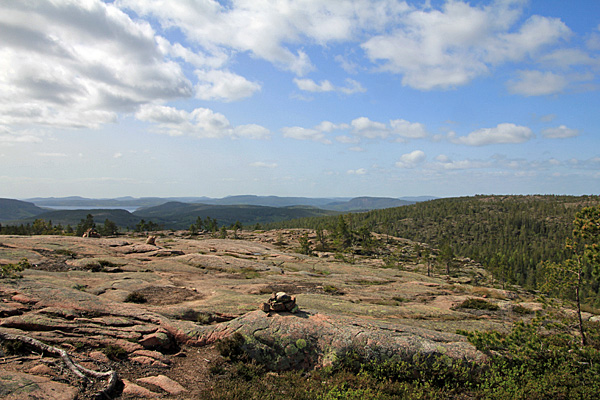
[0,0,599,199]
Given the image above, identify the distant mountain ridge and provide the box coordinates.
[2,195,431,228]
[24,195,434,211]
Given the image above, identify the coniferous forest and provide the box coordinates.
[268,195,600,306]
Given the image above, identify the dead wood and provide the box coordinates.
[0,329,122,399]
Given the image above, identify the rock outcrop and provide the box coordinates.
[184,310,485,370]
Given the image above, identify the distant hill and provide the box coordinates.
[323,197,413,211]
[10,209,143,228]
[198,195,350,208]
[133,202,339,229]
[0,198,47,222]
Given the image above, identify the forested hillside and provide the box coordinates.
[132,202,338,229]
[0,198,46,222]
[268,195,600,304]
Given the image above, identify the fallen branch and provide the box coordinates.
[0,329,121,399]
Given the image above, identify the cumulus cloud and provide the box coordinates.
[362,1,571,90]
[135,104,270,139]
[395,150,426,168]
[450,123,533,146]
[195,70,261,102]
[507,70,568,96]
[351,117,388,138]
[294,78,366,94]
[0,0,192,131]
[285,116,427,145]
[117,0,408,76]
[390,119,428,140]
[541,125,580,139]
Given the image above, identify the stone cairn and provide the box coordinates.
[260,292,299,313]
[82,228,101,238]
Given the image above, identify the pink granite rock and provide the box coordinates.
[137,374,187,395]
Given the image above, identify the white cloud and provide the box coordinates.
[250,161,278,168]
[395,150,425,168]
[285,116,427,145]
[281,126,331,144]
[351,117,388,138]
[155,36,226,69]
[507,70,568,96]
[316,121,349,132]
[0,0,192,131]
[434,157,492,170]
[195,70,261,102]
[450,123,533,146]
[135,104,270,139]
[347,168,367,175]
[339,79,367,94]
[282,120,351,144]
[113,152,123,159]
[362,1,570,90]
[294,78,335,92]
[117,0,409,76]
[294,78,365,94]
[541,125,579,139]
[390,119,428,140]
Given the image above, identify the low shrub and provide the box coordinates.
[455,298,499,311]
[102,344,127,360]
[124,291,147,304]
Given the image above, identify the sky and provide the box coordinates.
[0,0,599,199]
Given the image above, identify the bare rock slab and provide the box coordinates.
[0,371,78,400]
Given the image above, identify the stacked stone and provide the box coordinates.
[260,292,298,313]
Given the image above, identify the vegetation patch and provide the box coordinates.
[511,304,533,314]
[83,259,123,272]
[54,248,77,257]
[102,344,127,360]
[124,291,147,304]
[454,298,499,311]
[323,285,344,295]
[0,258,30,279]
